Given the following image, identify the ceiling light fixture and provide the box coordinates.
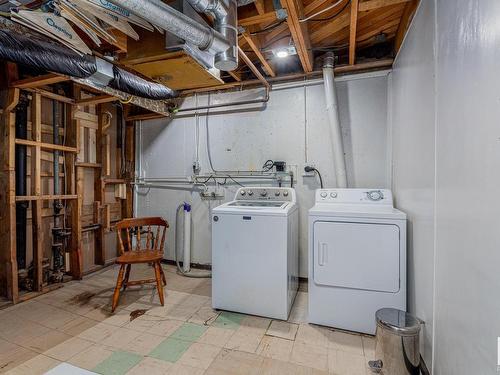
[275,49,289,58]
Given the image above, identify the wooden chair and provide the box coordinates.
[111,217,169,312]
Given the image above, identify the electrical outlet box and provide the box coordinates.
[200,191,224,200]
[303,163,316,177]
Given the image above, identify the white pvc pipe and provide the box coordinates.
[183,204,191,273]
[323,55,347,188]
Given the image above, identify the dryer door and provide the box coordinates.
[313,221,400,293]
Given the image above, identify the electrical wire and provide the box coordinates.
[302,0,350,22]
[262,35,291,50]
[249,19,286,35]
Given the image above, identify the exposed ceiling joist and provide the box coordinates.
[394,0,419,52]
[12,74,70,89]
[239,11,277,27]
[280,0,313,72]
[359,0,411,12]
[240,34,276,77]
[254,0,266,14]
[310,12,350,44]
[349,0,360,65]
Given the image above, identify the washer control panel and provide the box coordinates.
[235,187,295,202]
[315,189,393,205]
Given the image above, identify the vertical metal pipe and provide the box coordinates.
[15,98,28,270]
[323,52,347,188]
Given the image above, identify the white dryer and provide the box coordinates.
[212,187,299,320]
[308,189,406,335]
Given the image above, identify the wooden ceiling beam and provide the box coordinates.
[76,95,117,106]
[280,0,313,72]
[310,12,350,44]
[12,74,70,89]
[349,0,360,65]
[238,11,277,27]
[394,0,419,52]
[238,46,270,87]
[359,0,411,12]
[254,0,266,14]
[240,34,276,77]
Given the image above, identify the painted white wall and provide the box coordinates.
[391,0,500,373]
[433,0,500,373]
[389,0,436,368]
[135,73,390,277]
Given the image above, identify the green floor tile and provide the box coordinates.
[93,351,142,375]
[170,322,207,342]
[213,311,246,330]
[148,337,192,363]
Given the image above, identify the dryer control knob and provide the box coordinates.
[240,190,246,196]
[248,191,254,196]
[260,190,268,197]
[283,191,289,197]
[367,190,383,201]
[320,192,327,198]
[275,191,280,196]
[330,192,337,198]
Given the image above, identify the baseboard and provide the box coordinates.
[161,259,212,271]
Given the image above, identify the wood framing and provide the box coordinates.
[395,0,419,52]
[240,34,276,77]
[349,0,360,65]
[280,0,314,72]
[76,95,117,106]
[0,88,19,302]
[12,74,70,89]
[239,11,278,27]
[359,0,411,12]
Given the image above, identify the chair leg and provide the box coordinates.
[112,264,126,313]
[160,265,167,286]
[122,264,131,290]
[154,262,164,306]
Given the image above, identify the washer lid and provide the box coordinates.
[213,200,296,216]
[309,204,406,220]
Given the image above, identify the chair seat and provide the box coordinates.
[116,250,164,264]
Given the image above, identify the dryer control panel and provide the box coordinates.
[315,189,393,205]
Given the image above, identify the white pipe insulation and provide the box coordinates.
[323,53,347,188]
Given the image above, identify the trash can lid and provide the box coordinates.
[375,308,421,336]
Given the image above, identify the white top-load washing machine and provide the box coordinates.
[308,189,406,334]
[212,187,299,320]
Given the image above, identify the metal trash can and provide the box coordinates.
[368,308,422,375]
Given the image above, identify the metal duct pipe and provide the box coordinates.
[111,0,230,56]
[322,52,347,188]
[188,0,238,70]
[15,97,28,270]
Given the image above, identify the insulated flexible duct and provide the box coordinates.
[110,66,177,100]
[0,29,96,77]
[0,29,177,100]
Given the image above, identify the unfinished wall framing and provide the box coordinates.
[0,65,135,304]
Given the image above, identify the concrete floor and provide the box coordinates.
[0,264,375,374]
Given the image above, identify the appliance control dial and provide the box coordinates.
[260,190,268,197]
[330,192,337,198]
[320,192,328,198]
[367,190,383,201]
[283,191,289,197]
[240,190,246,196]
[248,191,254,196]
[275,191,280,196]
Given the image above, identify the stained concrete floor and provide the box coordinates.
[0,264,375,374]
